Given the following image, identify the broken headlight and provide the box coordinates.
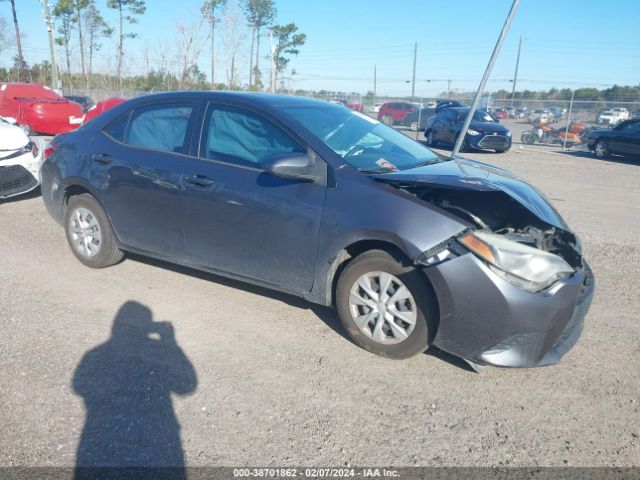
[458,231,574,292]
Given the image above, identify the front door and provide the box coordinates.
[181,103,326,292]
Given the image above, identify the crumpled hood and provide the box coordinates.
[0,122,29,151]
[370,158,569,230]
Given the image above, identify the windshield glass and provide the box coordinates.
[283,105,441,172]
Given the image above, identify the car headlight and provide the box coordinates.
[467,129,480,136]
[506,131,512,137]
[458,231,575,292]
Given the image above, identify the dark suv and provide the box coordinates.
[377,101,417,126]
[41,92,592,370]
[425,107,512,153]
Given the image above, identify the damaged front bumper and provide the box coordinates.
[423,252,594,368]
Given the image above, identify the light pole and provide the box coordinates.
[41,1,60,90]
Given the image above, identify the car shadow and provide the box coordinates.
[127,254,353,345]
[127,255,472,372]
[559,149,640,166]
[73,301,197,479]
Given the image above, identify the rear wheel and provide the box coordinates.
[336,250,435,359]
[64,194,124,268]
[594,139,609,158]
[409,121,419,131]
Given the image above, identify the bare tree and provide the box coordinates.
[74,0,89,81]
[243,0,275,89]
[219,0,247,89]
[0,16,15,57]
[174,18,208,89]
[106,0,146,86]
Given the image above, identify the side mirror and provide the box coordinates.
[263,153,314,181]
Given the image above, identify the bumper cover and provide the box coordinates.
[424,253,594,368]
[0,146,43,199]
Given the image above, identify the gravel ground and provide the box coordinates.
[0,134,639,469]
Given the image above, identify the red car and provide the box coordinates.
[492,109,509,121]
[347,102,364,113]
[83,97,128,124]
[0,83,84,135]
[377,101,417,125]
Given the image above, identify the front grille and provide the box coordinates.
[0,165,38,198]
[477,134,510,149]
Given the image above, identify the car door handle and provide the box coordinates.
[91,153,113,164]
[184,174,216,188]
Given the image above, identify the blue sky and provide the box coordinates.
[2,0,639,95]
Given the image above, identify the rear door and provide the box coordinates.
[92,100,199,259]
[180,103,326,292]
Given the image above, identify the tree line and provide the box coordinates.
[0,0,306,92]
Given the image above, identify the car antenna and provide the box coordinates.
[451,0,521,160]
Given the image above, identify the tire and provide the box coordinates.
[409,121,419,131]
[521,131,535,145]
[382,115,394,126]
[64,194,124,268]
[425,129,437,147]
[594,139,609,159]
[335,250,436,359]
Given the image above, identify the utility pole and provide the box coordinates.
[411,42,417,99]
[511,36,522,106]
[41,1,60,90]
[8,0,24,77]
[452,0,521,158]
[373,65,377,98]
[447,79,452,97]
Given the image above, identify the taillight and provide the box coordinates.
[44,141,57,159]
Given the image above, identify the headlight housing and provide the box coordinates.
[467,129,480,136]
[458,231,575,292]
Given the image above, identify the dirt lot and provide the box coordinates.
[1,135,639,469]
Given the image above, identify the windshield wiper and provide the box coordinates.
[414,158,448,167]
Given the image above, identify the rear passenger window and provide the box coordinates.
[125,103,193,154]
[201,105,305,168]
[103,111,130,143]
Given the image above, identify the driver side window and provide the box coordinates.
[200,105,306,168]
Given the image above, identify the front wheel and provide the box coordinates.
[594,139,609,158]
[382,115,394,126]
[64,194,124,268]
[409,121,419,131]
[336,250,435,359]
[521,131,536,144]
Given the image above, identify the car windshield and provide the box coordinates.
[460,109,494,122]
[283,105,442,172]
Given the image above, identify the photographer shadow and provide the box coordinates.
[73,301,197,480]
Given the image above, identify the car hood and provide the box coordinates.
[468,120,508,133]
[0,122,29,150]
[370,158,568,230]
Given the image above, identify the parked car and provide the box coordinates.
[366,103,383,114]
[597,108,629,126]
[0,117,44,200]
[403,106,436,131]
[41,92,593,369]
[0,83,84,135]
[504,106,515,118]
[514,107,528,118]
[548,106,566,121]
[528,109,551,124]
[424,107,512,152]
[492,108,509,121]
[347,102,364,113]
[435,99,465,112]
[64,95,95,112]
[83,98,128,124]
[377,101,417,125]
[586,119,640,159]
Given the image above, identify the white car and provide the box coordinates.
[0,117,44,200]
[597,108,630,126]
[366,103,383,114]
